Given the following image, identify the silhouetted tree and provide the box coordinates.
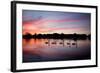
[23,33,91,40]
[23,33,32,39]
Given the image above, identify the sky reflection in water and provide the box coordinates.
[23,39,91,63]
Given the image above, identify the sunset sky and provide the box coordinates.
[22,10,91,35]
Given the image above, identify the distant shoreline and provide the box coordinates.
[23,33,91,40]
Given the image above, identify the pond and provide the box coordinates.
[23,39,91,63]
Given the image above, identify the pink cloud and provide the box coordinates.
[23,18,82,25]
[23,18,86,34]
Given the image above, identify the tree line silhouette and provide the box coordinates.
[23,33,91,40]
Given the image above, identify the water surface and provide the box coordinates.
[23,39,91,62]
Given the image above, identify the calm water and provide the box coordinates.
[23,39,91,63]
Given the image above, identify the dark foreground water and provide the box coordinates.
[23,39,91,63]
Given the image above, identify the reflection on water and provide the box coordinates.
[23,39,91,63]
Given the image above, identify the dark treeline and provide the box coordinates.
[23,33,91,40]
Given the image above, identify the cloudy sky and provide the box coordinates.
[22,10,91,35]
